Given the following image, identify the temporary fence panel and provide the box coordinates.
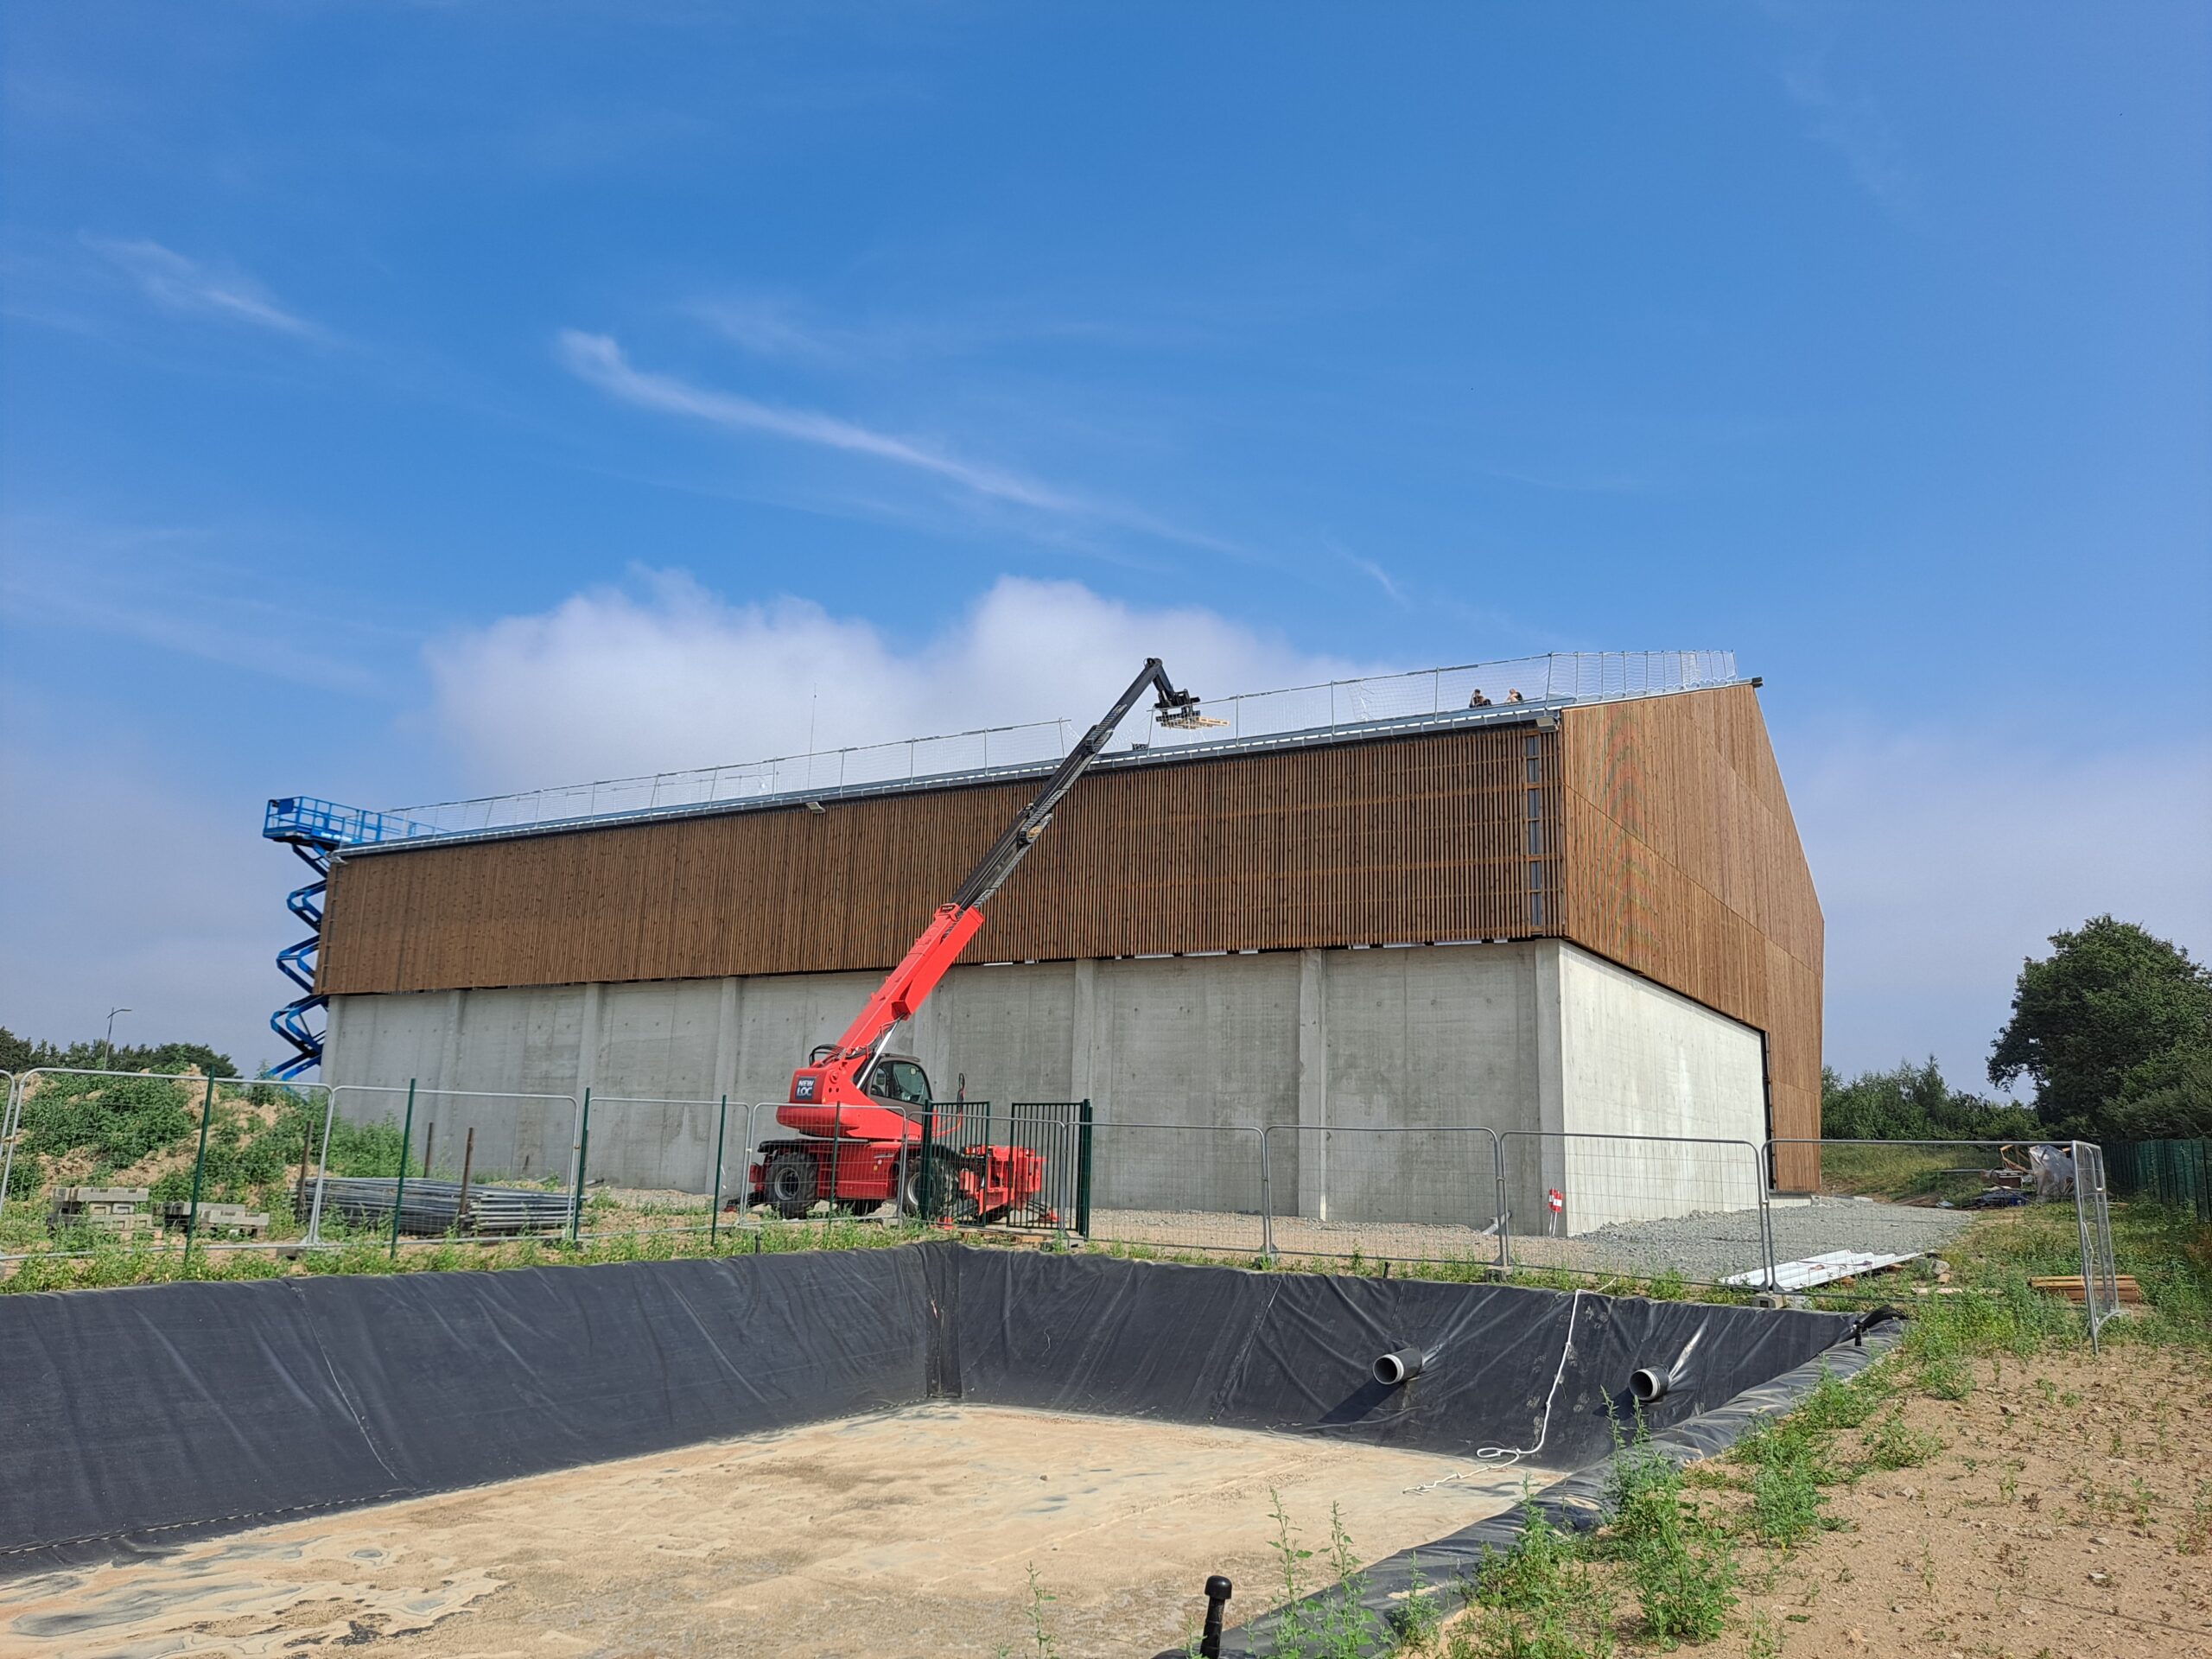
[733,1102,912,1227]
[570,1095,733,1238]
[1761,1136,2090,1300]
[315,1084,581,1242]
[1259,1124,1504,1266]
[988,1102,1090,1232]
[1502,1130,1773,1287]
[1078,1122,1269,1256]
[2073,1141,2120,1350]
[0,1071,16,1212]
[0,1069,333,1245]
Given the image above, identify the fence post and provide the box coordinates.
[709,1095,728,1244]
[388,1079,416,1261]
[308,1086,340,1243]
[0,1073,22,1221]
[1492,1133,1510,1270]
[569,1088,593,1243]
[1257,1127,1276,1261]
[456,1128,475,1235]
[920,1103,940,1224]
[183,1076,217,1262]
[1498,1133,1516,1269]
[1075,1100,1093,1237]
[2070,1140,2099,1354]
[1754,1141,1779,1292]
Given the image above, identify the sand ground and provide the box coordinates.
[1,1404,1556,1659]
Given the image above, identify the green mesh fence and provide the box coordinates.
[2105,1138,2211,1223]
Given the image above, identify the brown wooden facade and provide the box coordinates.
[319,683,1821,1148]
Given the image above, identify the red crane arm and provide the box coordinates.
[828,903,988,1063]
[781,658,1206,1136]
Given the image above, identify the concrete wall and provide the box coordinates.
[322,938,1765,1229]
[1548,944,1768,1234]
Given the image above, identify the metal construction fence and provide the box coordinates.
[1502,1131,1772,1287]
[0,1069,2125,1342]
[2074,1142,2120,1345]
[2104,1136,2211,1222]
[1080,1122,1270,1256]
[0,1067,334,1242]
[1256,1124,1503,1265]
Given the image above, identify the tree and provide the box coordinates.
[1821,1058,2039,1142]
[1989,916,2212,1139]
[2106,1035,2212,1139]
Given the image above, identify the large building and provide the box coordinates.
[307,653,1821,1227]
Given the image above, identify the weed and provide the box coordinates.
[1858,1408,1942,1472]
[1747,1450,1831,1548]
[1263,1501,1385,1659]
[1744,1610,1787,1659]
[1624,1496,1738,1646]
[1462,1496,1616,1659]
[1389,1554,1445,1652]
[1022,1563,1058,1659]
[1268,1489,1313,1610]
[1476,1497,1585,1611]
[2177,1484,2212,1556]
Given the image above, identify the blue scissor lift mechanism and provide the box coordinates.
[262,798,429,1080]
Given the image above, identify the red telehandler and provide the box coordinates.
[748,658,1217,1223]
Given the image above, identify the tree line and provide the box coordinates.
[0,1030,239,1081]
[1826,916,2212,1144]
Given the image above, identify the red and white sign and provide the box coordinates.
[1546,1188,1565,1214]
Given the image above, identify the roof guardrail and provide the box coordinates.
[283,649,1738,848]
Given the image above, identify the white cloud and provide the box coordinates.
[1796,727,2212,1094]
[423,570,1372,793]
[84,236,322,337]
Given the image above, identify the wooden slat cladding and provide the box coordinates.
[1556,685,1825,1165]
[318,725,1567,995]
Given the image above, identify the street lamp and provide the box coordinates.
[104,1007,131,1071]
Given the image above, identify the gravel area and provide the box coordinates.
[1081,1194,1994,1287]
[1552,1194,1982,1284]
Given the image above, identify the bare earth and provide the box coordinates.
[1,1404,1555,1659]
[1647,1347,2212,1659]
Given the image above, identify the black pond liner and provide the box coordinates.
[0,1242,1899,1654]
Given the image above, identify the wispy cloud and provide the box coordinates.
[557,329,1080,511]
[1782,56,1910,210]
[1351,558,1405,606]
[688,295,892,365]
[84,236,324,337]
[2,519,387,690]
[555,330,1245,556]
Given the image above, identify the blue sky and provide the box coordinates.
[3,2,2207,1085]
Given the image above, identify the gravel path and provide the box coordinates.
[1082,1193,1991,1287]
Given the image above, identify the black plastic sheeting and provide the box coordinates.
[0,1249,929,1575]
[0,1239,1887,1644]
[1211,1319,1904,1658]
[949,1252,1858,1471]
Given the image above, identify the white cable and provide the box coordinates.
[1408,1288,1591,1491]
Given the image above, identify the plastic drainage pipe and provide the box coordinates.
[1628,1366,1674,1403]
[1373,1347,1425,1387]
